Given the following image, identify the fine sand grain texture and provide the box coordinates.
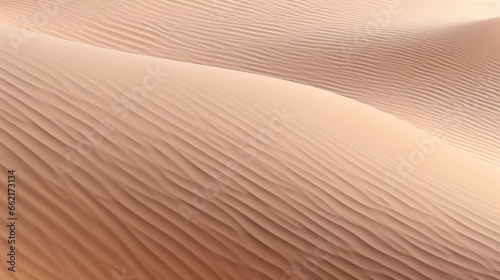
[0,1,499,280]
[0,0,498,168]
[0,24,499,280]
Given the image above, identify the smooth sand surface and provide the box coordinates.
[0,1,499,280]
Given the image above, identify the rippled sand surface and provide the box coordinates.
[0,1,499,279]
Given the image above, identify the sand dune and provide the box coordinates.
[1,0,498,167]
[1,0,499,279]
[0,23,499,280]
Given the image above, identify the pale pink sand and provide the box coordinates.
[1,0,498,167]
[0,1,499,279]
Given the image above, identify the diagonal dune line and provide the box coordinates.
[0,24,499,279]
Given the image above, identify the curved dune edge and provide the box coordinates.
[1,26,499,280]
[0,0,498,168]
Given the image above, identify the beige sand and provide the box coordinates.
[0,1,499,280]
[1,0,498,168]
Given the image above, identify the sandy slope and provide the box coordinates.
[0,0,498,168]
[0,24,499,279]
